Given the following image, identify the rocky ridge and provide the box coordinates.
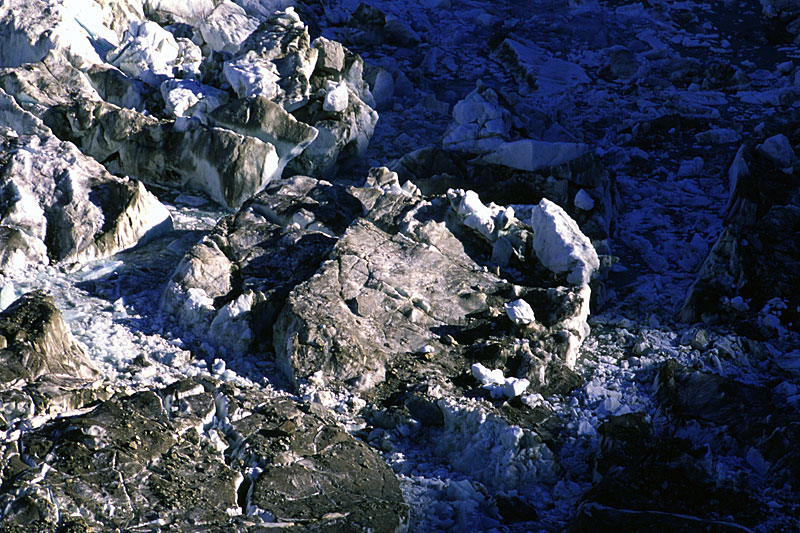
[0,0,799,531]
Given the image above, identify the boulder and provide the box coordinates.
[209,95,318,176]
[144,0,217,26]
[494,38,590,94]
[0,291,97,384]
[288,87,378,177]
[160,78,229,120]
[530,199,600,286]
[161,176,362,356]
[0,378,409,531]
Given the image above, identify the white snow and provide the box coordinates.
[530,198,599,285]
[323,81,349,113]
[471,363,531,399]
[504,299,535,326]
[107,21,197,85]
[0,283,17,312]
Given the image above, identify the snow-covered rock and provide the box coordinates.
[223,7,318,111]
[106,20,199,85]
[443,84,510,153]
[199,1,259,54]
[323,80,349,112]
[209,95,318,177]
[530,198,599,285]
[160,78,229,120]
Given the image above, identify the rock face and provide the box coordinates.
[0,88,172,272]
[680,129,800,334]
[0,377,408,531]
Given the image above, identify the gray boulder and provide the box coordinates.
[161,175,362,356]
[0,291,97,385]
[209,95,319,177]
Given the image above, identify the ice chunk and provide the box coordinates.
[504,299,535,326]
[107,21,197,85]
[758,133,795,167]
[530,198,599,285]
[573,189,595,211]
[160,79,228,120]
[323,81,349,113]
[471,363,530,398]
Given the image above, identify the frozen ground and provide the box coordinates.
[2,0,800,530]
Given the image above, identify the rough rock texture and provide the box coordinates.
[164,168,595,401]
[0,89,172,271]
[0,291,97,385]
[41,98,280,210]
[210,95,318,177]
[0,377,408,531]
[161,175,363,357]
[680,128,800,333]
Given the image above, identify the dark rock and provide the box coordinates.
[0,377,408,531]
[0,291,97,384]
[161,176,363,355]
[680,134,800,332]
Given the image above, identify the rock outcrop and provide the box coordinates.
[680,131,800,334]
[163,168,596,400]
[0,377,408,531]
[0,89,172,272]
